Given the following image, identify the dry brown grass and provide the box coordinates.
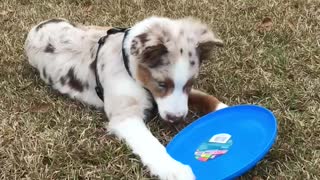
[1,0,320,179]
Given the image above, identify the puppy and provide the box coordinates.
[24,16,228,180]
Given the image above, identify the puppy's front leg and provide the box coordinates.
[108,117,194,180]
[189,88,228,115]
[104,92,195,179]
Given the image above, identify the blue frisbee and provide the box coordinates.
[166,105,277,180]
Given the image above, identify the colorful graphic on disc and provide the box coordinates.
[195,133,233,162]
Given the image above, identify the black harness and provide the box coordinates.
[92,27,158,120]
[93,27,130,101]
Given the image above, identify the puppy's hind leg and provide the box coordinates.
[188,88,228,115]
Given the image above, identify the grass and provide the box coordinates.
[0,0,319,179]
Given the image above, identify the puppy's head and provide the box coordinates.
[128,17,223,122]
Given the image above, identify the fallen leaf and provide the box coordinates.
[29,103,51,113]
[257,17,273,32]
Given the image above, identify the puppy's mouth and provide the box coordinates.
[162,115,186,124]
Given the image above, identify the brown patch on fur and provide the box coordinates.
[136,64,174,98]
[161,78,174,95]
[131,33,149,56]
[183,78,194,94]
[44,43,55,53]
[89,59,96,73]
[141,44,168,68]
[60,76,66,85]
[196,41,223,63]
[84,82,89,89]
[136,64,152,86]
[130,39,139,55]
[196,42,212,62]
[188,89,220,115]
[137,33,148,46]
[67,68,84,92]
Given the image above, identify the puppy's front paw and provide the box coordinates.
[149,158,195,180]
[216,102,228,111]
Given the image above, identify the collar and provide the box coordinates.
[94,27,130,101]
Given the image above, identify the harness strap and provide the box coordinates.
[93,28,158,120]
[93,27,129,101]
[122,30,131,76]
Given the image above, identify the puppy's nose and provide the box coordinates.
[166,113,184,122]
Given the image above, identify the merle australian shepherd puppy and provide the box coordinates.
[24,16,228,180]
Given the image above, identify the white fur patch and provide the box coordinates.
[155,60,192,120]
[109,118,195,180]
[216,102,229,110]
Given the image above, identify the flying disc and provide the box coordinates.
[166,105,277,180]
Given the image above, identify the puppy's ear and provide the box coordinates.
[196,27,223,62]
[180,17,223,62]
[131,33,168,68]
[197,28,223,60]
[141,44,168,68]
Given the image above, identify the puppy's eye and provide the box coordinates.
[157,81,167,89]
